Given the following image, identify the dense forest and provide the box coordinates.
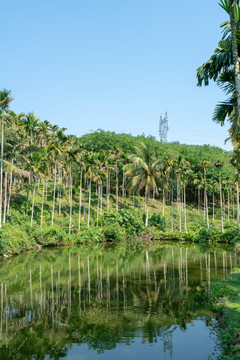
[0,90,239,256]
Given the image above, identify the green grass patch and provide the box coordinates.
[210,267,240,360]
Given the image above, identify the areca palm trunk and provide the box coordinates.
[87,178,92,228]
[7,161,13,214]
[171,186,174,231]
[153,186,155,207]
[97,183,100,226]
[232,189,235,219]
[51,163,57,226]
[177,178,182,232]
[106,168,108,205]
[229,0,240,122]
[184,181,187,233]
[213,192,215,224]
[78,170,83,233]
[228,189,230,222]
[203,168,209,230]
[162,187,165,217]
[122,172,125,207]
[237,181,240,234]
[219,175,224,232]
[83,176,86,219]
[145,190,150,227]
[198,188,200,212]
[58,166,62,215]
[69,166,73,234]
[107,170,110,212]
[31,176,36,227]
[0,119,3,228]
[138,192,140,215]
[223,193,226,222]
[26,176,30,215]
[3,172,7,224]
[116,171,118,213]
[203,189,205,220]
[40,179,45,228]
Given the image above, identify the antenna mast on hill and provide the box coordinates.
[159,111,169,142]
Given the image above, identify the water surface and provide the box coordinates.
[0,241,238,360]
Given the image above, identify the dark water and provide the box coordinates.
[0,241,238,360]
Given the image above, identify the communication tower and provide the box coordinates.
[159,111,169,142]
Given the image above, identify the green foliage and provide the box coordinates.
[148,213,165,230]
[209,269,240,360]
[118,209,144,237]
[101,223,124,242]
[0,224,38,255]
[98,209,144,240]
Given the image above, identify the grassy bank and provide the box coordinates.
[210,265,240,360]
[0,180,239,256]
[1,205,240,257]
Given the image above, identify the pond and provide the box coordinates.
[0,241,238,360]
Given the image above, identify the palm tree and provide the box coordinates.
[25,152,46,226]
[226,0,240,122]
[124,142,160,226]
[0,89,13,228]
[199,161,211,230]
[209,179,218,224]
[214,162,225,231]
[19,112,39,145]
[197,1,240,159]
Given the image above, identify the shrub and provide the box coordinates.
[0,224,37,255]
[102,223,124,241]
[119,209,144,237]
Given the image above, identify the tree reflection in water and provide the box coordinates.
[0,242,238,360]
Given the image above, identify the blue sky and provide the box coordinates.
[2,1,232,150]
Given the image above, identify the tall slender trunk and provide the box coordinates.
[145,191,150,227]
[138,191,140,216]
[178,178,182,232]
[228,189,230,222]
[26,177,30,215]
[106,168,109,211]
[219,175,224,232]
[31,176,36,227]
[229,0,240,122]
[213,192,215,224]
[69,165,73,234]
[7,159,13,214]
[107,170,110,212]
[204,169,209,230]
[51,163,57,226]
[232,188,234,219]
[184,181,187,233]
[162,187,165,217]
[203,188,206,220]
[40,179,45,228]
[153,186,155,207]
[198,188,200,212]
[97,183,100,226]
[3,172,7,224]
[78,170,83,233]
[58,166,62,215]
[0,119,3,228]
[237,181,240,234]
[116,171,118,213]
[83,176,86,219]
[100,182,103,215]
[171,186,174,231]
[122,172,125,207]
[87,179,92,228]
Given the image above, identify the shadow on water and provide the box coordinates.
[0,241,238,360]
